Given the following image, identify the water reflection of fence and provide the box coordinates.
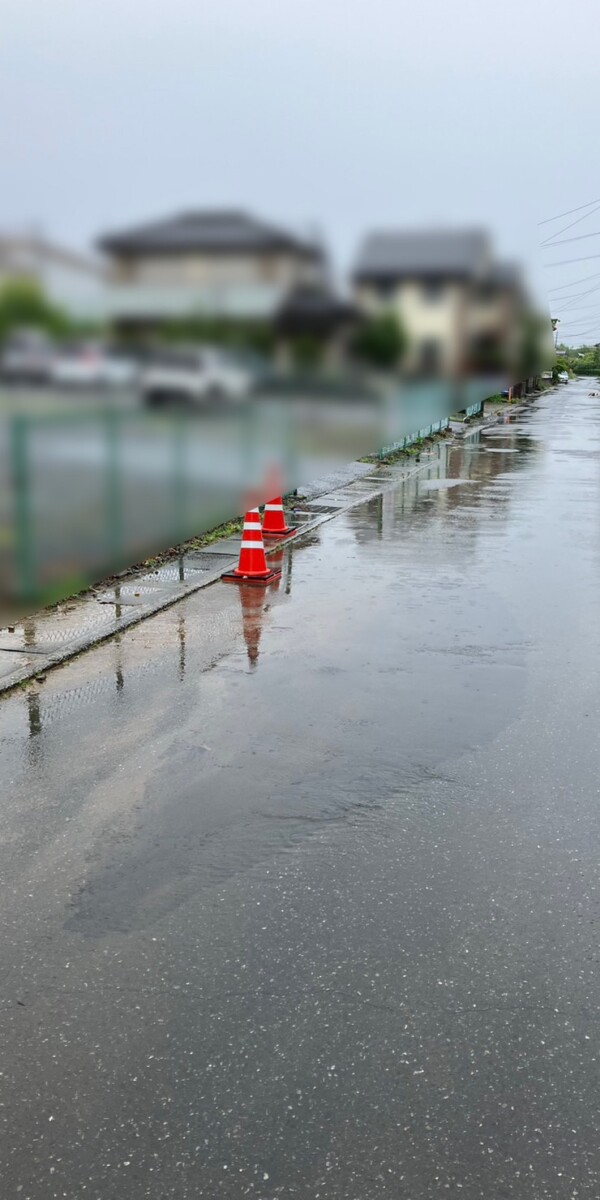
[2,379,498,616]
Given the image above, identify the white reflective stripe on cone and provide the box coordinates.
[240,540,265,550]
[243,522,262,531]
[264,504,282,511]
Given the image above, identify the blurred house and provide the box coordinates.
[0,233,106,321]
[97,210,329,335]
[352,229,526,378]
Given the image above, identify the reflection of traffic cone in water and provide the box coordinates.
[267,546,285,591]
[222,509,281,585]
[238,583,267,668]
[262,497,296,539]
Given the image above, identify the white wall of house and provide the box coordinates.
[108,251,325,290]
[0,238,107,321]
[37,256,107,321]
[101,249,326,323]
[356,279,467,372]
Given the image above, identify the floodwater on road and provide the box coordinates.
[1,381,599,1198]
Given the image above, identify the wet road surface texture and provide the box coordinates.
[1,380,599,1198]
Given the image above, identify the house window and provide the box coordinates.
[259,256,280,282]
[474,283,496,305]
[376,280,396,301]
[422,279,444,303]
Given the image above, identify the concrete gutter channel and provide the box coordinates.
[0,398,531,696]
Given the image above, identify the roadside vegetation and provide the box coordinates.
[554,342,600,379]
[0,279,103,343]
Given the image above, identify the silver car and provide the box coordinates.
[139,346,254,408]
[0,328,55,383]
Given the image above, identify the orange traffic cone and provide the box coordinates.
[262,497,296,539]
[222,509,282,586]
[238,583,267,667]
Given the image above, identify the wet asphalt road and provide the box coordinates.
[1,380,600,1198]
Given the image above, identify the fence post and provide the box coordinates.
[105,409,122,567]
[171,411,186,540]
[10,415,35,601]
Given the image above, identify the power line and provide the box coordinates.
[555,294,600,307]
[555,305,600,312]
[556,311,600,323]
[558,299,600,313]
[551,289,600,302]
[556,315,600,325]
[559,294,600,312]
[555,314,600,326]
[538,197,600,226]
[552,314,600,324]
[540,202,600,245]
[548,270,600,292]
[541,230,600,248]
[544,253,600,267]
[555,318,600,327]
[554,284,600,310]
[560,281,600,301]
[555,326,600,335]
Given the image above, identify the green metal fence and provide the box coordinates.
[1,381,497,617]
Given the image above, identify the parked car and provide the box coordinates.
[49,342,139,388]
[0,328,55,384]
[557,370,569,383]
[139,346,255,407]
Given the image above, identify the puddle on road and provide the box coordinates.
[0,401,560,937]
[481,425,530,436]
[0,602,127,653]
[59,520,529,936]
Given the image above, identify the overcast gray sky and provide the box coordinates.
[1,0,599,336]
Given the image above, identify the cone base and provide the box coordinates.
[262,524,297,539]
[221,567,282,586]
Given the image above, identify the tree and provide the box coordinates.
[155,314,275,355]
[0,278,70,342]
[552,355,571,381]
[516,310,553,381]
[352,310,407,370]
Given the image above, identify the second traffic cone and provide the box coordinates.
[222,509,281,586]
[262,497,296,539]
